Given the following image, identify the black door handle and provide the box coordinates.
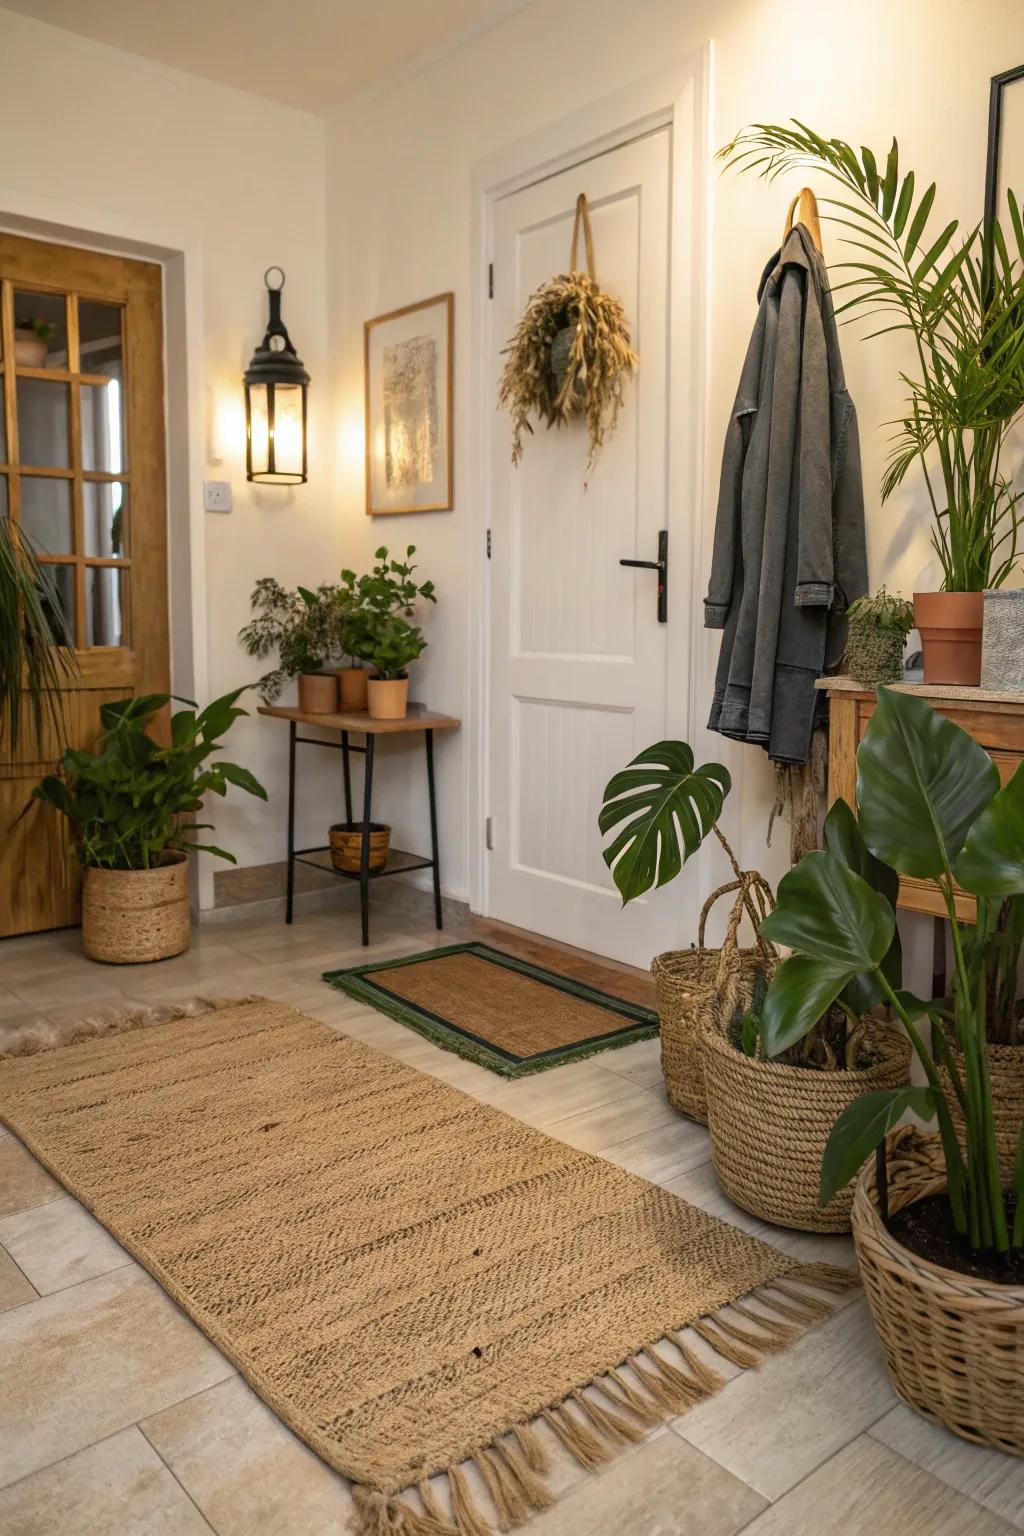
[619,530,667,623]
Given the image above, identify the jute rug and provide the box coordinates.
[0,998,856,1536]
[324,941,659,1076]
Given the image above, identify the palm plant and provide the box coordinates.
[0,519,75,751]
[719,123,1024,591]
[759,686,1024,1257]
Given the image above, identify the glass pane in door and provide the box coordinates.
[19,476,73,554]
[83,481,127,557]
[85,565,128,646]
[12,290,68,369]
[81,379,124,473]
[17,378,70,467]
[39,562,74,644]
[78,300,122,373]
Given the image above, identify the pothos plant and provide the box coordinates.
[719,123,1024,592]
[759,685,1024,1255]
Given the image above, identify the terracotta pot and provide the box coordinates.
[336,667,369,712]
[914,591,984,686]
[297,673,338,713]
[13,328,47,367]
[854,1126,1024,1455]
[329,821,390,873]
[367,676,409,720]
[82,852,190,964]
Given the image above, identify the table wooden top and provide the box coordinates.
[258,703,460,735]
[815,674,1024,707]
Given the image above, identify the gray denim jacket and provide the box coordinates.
[704,225,867,764]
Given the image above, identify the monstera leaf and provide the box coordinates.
[599,741,730,903]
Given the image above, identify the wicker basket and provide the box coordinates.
[941,1031,1024,1182]
[329,822,390,873]
[854,1125,1024,1455]
[82,853,190,964]
[652,874,776,1124]
[704,1019,911,1232]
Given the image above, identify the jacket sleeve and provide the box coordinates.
[832,395,868,611]
[704,408,749,628]
[793,276,834,607]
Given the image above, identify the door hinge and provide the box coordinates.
[485,816,494,851]
[488,262,494,298]
[486,528,492,559]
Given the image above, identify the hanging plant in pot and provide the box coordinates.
[238,578,339,712]
[598,741,776,1125]
[760,685,1024,1452]
[32,690,266,964]
[499,193,638,480]
[720,125,1024,685]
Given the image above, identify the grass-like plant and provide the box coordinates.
[719,123,1024,592]
[33,689,266,869]
[0,519,76,752]
[759,686,1024,1255]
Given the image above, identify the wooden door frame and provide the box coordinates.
[0,183,213,909]
[467,47,714,934]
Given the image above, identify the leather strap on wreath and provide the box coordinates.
[569,193,596,279]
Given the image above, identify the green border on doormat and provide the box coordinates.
[322,941,659,1078]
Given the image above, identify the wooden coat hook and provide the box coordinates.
[782,187,823,254]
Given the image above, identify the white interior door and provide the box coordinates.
[486,128,682,966]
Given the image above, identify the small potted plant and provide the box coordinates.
[33,690,266,964]
[338,547,436,721]
[844,587,915,687]
[13,315,55,368]
[361,612,426,720]
[761,685,1024,1451]
[238,578,339,713]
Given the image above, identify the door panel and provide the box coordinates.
[487,130,679,964]
[0,234,169,938]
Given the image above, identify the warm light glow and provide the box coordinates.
[246,381,305,483]
[213,394,247,462]
[273,384,304,477]
[247,383,270,477]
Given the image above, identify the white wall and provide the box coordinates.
[324,0,1024,944]
[0,8,338,899]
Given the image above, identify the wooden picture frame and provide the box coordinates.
[364,292,453,515]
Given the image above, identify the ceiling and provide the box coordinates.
[2,0,532,113]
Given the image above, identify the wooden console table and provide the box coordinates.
[817,676,1024,920]
[258,703,460,946]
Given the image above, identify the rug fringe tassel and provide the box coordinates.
[0,994,264,1060]
[350,1267,858,1535]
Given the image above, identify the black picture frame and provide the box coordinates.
[984,63,1024,230]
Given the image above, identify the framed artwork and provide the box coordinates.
[985,64,1024,231]
[364,292,453,515]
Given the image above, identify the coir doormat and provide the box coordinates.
[323,940,659,1076]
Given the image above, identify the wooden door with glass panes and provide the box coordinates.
[0,233,169,938]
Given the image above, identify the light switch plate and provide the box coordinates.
[203,480,232,513]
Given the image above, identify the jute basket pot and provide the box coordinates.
[652,873,776,1124]
[329,821,390,873]
[704,1019,912,1232]
[940,1029,1024,1183]
[82,852,190,964]
[854,1124,1024,1455]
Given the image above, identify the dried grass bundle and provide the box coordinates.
[498,195,638,478]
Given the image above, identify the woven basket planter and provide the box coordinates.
[853,1125,1024,1455]
[82,852,190,964]
[704,1019,911,1232]
[845,620,906,686]
[941,1032,1024,1183]
[652,874,776,1124]
[329,822,390,874]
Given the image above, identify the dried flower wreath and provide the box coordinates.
[498,194,638,478]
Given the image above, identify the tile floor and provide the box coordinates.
[0,905,1022,1535]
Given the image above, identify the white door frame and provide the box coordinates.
[466,45,715,935]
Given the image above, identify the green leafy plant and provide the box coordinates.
[719,124,1024,591]
[16,315,55,343]
[845,587,915,634]
[238,579,339,703]
[598,741,732,902]
[358,612,427,680]
[336,545,436,676]
[759,685,1024,1255]
[32,689,266,869]
[0,520,76,751]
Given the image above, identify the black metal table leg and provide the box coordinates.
[341,729,353,823]
[359,735,375,946]
[285,720,297,925]
[425,728,443,930]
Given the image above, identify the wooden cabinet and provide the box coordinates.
[817,676,1024,921]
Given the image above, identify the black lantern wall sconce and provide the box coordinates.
[244,266,309,484]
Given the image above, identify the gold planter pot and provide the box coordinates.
[367,676,409,720]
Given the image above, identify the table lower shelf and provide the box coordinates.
[293,847,434,882]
